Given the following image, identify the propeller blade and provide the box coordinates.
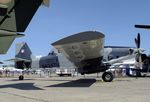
[137,33,140,48]
[134,33,141,49]
[135,38,138,48]
[135,24,150,29]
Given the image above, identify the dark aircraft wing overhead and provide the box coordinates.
[0,0,44,32]
[135,24,150,29]
[14,0,43,32]
[52,31,105,68]
[0,0,49,54]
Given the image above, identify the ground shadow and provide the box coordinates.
[36,79,75,82]
[7,79,35,81]
[0,83,44,90]
[46,79,96,87]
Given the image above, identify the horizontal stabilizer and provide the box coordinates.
[6,57,31,62]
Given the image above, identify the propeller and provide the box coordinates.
[134,33,142,69]
[135,33,140,49]
[135,24,150,29]
[135,33,141,61]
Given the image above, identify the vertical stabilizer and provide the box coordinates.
[15,42,32,69]
[15,42,32,60]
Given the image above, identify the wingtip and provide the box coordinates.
[42,0,50,7]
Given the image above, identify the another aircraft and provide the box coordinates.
[7,42,75,70]
[0,0,50,54]
[7,42,76,79]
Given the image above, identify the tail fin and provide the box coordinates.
[15,42,32,60]
[15,42,32,69]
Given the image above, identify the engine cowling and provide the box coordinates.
[135,54,147,62]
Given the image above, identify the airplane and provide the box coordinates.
[9,31,143,82]
[7,42,76,79]
[8,42,75,69]
[0,0,50,54]
[51,31,150,82]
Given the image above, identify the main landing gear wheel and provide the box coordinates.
[19,75,24,80]
[102,72,114,82]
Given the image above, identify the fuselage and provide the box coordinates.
[29,46,135,73]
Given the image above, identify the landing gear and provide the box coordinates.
[136,71,141,77]
[19,75,24,80]
[102,72,114,82]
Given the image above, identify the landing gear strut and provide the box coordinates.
[19,75,24,80]
[102,72,114,82]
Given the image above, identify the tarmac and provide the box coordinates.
[0,74,150,102]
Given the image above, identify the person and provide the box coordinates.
[0,71,2,77]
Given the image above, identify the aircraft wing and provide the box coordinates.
[0,0,49,54]
[107,54,136,65]
[52,31,105,68]
[0,0,50,32]
[5,57,31,62]
[0,30,24,54]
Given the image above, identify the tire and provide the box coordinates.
[81,73,84,75]
[102,72,113,82]
[19,75,24,80]
[136,71,141,77]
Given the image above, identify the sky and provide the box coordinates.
[1,0,150,63]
